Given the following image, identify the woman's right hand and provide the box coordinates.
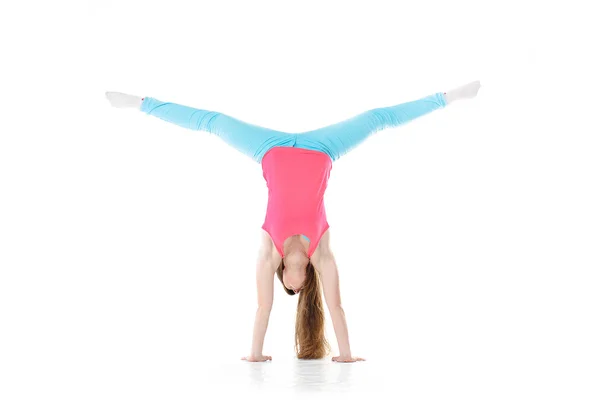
[241,354,272,362]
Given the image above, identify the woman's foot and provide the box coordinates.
[105,91,143,109]
[444,81,481,104]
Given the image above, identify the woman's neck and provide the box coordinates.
[283,235,309,255]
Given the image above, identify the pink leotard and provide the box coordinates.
[261,147,332,258]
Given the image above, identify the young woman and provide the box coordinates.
[106,81,481,363]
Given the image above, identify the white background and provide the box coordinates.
[1,0,599,398]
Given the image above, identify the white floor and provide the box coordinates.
[214,358,369,395]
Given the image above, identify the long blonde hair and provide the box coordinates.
[276,259,330,359]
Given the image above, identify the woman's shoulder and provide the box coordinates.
[260,229,282,267]
[311,229,332,262]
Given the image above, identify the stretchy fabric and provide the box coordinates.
[139,93,447,163]
[261,147,331,257]
[139,93,447,255]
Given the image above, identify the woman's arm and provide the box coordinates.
[317,252,352,357]
[243,231,281,362]
[312,231,365,362]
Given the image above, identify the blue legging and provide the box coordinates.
[139,92,447,163]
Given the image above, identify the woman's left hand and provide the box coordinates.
[332,355,366,363]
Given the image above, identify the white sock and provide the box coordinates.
[105,92,144,109]
[444,81,481,105]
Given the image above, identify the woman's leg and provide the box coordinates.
[139,97,294,163]
[295,92,448,161]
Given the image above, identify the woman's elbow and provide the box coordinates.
[257,304,273,313]
[328,303,344,313]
